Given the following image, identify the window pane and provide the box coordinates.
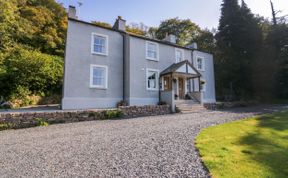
[197,58,202,69]
[176,50,182,62]
[147,71,157,89]
[92,67,106,87]
[93,35,106,54]
[147,43,157,59]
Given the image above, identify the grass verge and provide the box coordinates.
[196,111,288,178]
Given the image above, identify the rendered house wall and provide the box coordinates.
[62,20,124,109]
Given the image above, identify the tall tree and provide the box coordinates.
[215,0,263,100]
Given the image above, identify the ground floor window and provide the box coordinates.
[90,65,108,89]
[146,68,159,90]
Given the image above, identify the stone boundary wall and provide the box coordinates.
[119,105,171,118]
[0,105,170,130]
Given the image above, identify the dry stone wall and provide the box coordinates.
[0,105,170,130]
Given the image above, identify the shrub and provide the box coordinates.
[0,46,63,107]
[0,123,14,131]
[104,110,123,119]
[34,118,49,127]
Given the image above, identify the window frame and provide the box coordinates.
[90,64,108,89]
[196,56,205,71]
[146,41,159,61]
[175,48,184,63]
[91,33,109,56]
[146,68,159,91]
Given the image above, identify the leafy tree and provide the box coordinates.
[0,0,66,106]
[155,18,201,46]
[194,29,216,53]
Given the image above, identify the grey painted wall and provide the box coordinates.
[192,50,216,103]
[62,20,124,109]
[127,36,193,105]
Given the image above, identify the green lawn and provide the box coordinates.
[196,111,288,178]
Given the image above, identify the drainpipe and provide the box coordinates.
[122,32,127,102]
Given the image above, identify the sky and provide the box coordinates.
[57,0,288,29]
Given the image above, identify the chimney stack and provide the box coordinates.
[164,34,177,44]
[186,42,198,50]
[113,16,126,31]
[68,6,77,19]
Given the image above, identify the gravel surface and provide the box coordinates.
[0,105,287,178]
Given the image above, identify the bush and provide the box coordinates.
[0,46,63,107]
[104,110,123,119]
[34,118,49,127]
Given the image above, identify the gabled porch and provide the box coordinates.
[159,60,203,112]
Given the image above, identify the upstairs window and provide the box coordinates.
[91,33,108,55]
[146,41,159,61]
[146,69,159,90]
[90,65,108,89]
[175,48,184,63]
[196,57,205,71]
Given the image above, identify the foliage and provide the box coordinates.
[91,21,112,28]
[194,29,216,53]
[0,0,66,107]
[0,123,15,131]
[154,17,201,46]
[215,0,263,100]
[196,111,288,178]
[0,46,63,102]
[126,26,146,36]
[34,117,49,127]
[104,110,123,119]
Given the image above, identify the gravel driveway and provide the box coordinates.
[0,105,287,178]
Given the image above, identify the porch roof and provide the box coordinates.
[160,60,201,78]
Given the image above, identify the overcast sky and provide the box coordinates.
[57,0,288,29]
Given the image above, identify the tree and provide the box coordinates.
[0,0,67,106]
[194,29,216,53]
[215,0,263,100]
[155,18,201,46]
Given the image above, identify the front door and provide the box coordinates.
[178,78,185,99]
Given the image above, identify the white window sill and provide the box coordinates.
[91,52,108,56]
[146,57,159,61]
[147,88,159,91]
[90,86,108,90]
